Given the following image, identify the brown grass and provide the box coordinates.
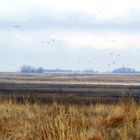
[0,98,139,139]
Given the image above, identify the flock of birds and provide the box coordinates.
[11,24,130,69]
[10,7,132,70]
[42,39,56,47]
[41,37,130,68]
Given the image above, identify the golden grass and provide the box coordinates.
[0,99,139,139]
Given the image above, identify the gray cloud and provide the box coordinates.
[0,10,140,32]
[0,1,140,72]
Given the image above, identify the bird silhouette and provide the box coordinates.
[41,38,56,47]
[51,39,55,42]
[13,25,19,28]
[46,41,51,44]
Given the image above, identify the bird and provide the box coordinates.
[9,64,14,66]
[113,62,115,65]
[13,25,20,28]
[51,39,55,42]
[41,38,56,48]
[46,41,51,44]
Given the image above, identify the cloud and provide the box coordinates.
[0,0,140,71]
[0,9,140,33]
[1,28,140,51]
[52,31,140,50]
[0,0,140,34]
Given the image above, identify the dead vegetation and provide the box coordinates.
[0,98,139,139]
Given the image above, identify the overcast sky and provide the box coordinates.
[0,0,140,72]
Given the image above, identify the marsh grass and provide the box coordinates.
[0,97,139,139]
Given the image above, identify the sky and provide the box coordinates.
[0,0,140,72]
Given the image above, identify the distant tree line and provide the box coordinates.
[19,65,97,74]
[20,65,139,74]
[20,65,45,73]
[112,67,138,73]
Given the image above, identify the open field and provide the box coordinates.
[0,73,140,139]
[0,98,139,140]
[0,73,140,103]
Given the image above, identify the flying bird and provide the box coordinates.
[13,25,20,28]
[9,64,14,66]
[51,39,55,42]
[46,41,51,44]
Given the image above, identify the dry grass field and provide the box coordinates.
[0,98,139,140]
[0,73,140,103]
[0,73,139,139]
[1,73,140,84]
